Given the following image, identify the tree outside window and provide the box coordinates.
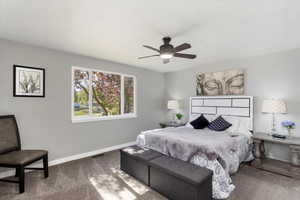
[72,67,136,122]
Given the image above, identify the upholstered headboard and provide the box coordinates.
[189,96,254,131]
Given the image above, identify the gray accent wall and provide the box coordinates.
[0,39,165,162]
[164,49,300,162]
[1,38,299,165]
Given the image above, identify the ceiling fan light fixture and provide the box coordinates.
[160,53,173,59]
[139,37,196,63]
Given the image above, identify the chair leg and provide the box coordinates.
[15,168,20,177]
[19,166,25,193]
[43,154,49,178]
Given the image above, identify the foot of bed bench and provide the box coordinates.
[120,145,162,185]
[120,146,213,200]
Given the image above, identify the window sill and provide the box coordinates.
[72,114,137,123]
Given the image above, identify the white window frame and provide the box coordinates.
[71,66,137,123]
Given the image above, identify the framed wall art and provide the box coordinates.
[196,69,244,96]
[13,65,45,97]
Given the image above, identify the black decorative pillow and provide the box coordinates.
[190,114,209,129]
[208,116,232,131]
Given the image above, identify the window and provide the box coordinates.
[72,67,136,122]
[124,76,135,114]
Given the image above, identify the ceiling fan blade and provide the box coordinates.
[143,45,160,53]
[173,43,191,52]
[163,59,170,64]
[138,55,160,59]
[174,53,196,59]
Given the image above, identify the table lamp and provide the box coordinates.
[262,99,287,135]
[168,100,179,124]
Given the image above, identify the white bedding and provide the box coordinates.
[136,126,253,199]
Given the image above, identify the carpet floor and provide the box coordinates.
[0,150,299,200]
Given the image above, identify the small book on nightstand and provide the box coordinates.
[271,133,287,139]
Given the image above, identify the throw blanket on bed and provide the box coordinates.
[136,127,253,199]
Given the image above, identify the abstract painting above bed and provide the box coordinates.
[196,69,244,96]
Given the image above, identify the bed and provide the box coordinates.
[136,96,254,199]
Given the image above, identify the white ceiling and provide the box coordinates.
[1,0,300,72]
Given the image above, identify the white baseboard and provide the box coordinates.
[266,154,290,163]
[0,141,136,179]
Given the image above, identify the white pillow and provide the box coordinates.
[204,114,218,122]
[223,117,252,136]
[237,118,252,136]
[185,122,193,128]
[222,116,240,133]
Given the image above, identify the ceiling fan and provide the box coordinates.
[138,37,196,64]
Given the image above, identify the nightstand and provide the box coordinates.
[159,122,186,128]
[252,132,300,179]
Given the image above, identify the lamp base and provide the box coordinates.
[267,126,278,135]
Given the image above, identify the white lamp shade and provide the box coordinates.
[167,100,179,110]
[262,99,287,114]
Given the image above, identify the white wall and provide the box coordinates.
[0,39,165,163]
[164,49,300,162]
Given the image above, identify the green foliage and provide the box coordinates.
[176,113,183,120]
[74,90,88,105]
[74,109,89,116]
